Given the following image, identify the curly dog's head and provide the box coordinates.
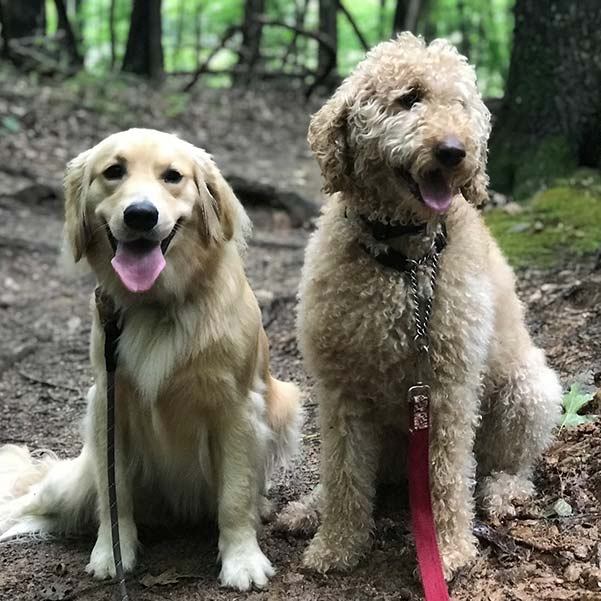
[309,33,491,218]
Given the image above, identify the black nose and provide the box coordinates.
[123,200,158,232]
[435,137,466,168]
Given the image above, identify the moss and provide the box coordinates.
[485,183,601,268]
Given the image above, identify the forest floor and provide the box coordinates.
[0,73,600,601]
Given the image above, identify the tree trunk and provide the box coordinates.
[489,0,601,198]
[0,0,45,55]
[236,0,265,83]
[122,0,164,80]
[109,0,117,68]
[54,0,83,66]
[392,0,427,36]
[318,0,337,77]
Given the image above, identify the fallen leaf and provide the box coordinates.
[139,568,182,588]
[40,582,71,601]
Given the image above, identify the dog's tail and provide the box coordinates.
[266,377,303,473]
[0,444,95,540]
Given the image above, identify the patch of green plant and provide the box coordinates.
[163,92,189,119]
[560,383,596,429]
[485,183,601,267]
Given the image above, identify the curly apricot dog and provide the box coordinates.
[278,34,562,577]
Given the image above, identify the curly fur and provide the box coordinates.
[279,34,562,578]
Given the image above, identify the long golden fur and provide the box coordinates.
[0,128,301,591]
[278,34,562,578]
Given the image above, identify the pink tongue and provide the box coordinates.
[418,171,453,213]
[111,242,166,293]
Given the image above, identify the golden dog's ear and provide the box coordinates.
[63,149,92,262]
[308,88,351,195]
[192,149,251,253]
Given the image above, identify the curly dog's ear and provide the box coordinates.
[63,149,92,262]
[461,101,491,207]
[461,157,490,207]
[308,89,351,195]
[191,148,251,254]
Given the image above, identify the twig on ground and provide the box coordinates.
[17,370,80,393]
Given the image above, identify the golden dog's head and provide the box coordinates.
[64,128,250,302]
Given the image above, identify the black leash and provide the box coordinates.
[95,288,129,601]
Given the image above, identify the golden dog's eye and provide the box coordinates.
[162,169,183,184]
[103,164,125,180]
[397,88,423,110]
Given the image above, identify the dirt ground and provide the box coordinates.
[1,76,600,601]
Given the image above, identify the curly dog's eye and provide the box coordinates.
[397,89,423,110]
[162,169,183,184]
[103,164,126,181]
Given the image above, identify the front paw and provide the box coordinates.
[85,522,138,580]
[477,473,534,519]
[219,537,275,591]
[302,528,370,574]
[439,536,478,579]
[275,500,320,537]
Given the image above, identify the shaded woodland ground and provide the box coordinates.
[0,71,600,601]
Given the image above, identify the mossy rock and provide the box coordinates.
[485,183,601,268]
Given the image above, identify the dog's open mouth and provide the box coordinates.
[106,222,180,293]
[398,168,454,214]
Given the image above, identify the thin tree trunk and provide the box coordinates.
[318,0,337,77]
[392,0,429,35]
[378,0,387,40]
[122,0,164,79]
[281,0,309,69]
[54,0,83,66]
[392,0,406,35]
[457,0,470,58]
[489,0,601,197]
[236,0,265,84]
[109,0,117,68]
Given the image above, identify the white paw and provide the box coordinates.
[219,538,275,591]
[85,522,137,580]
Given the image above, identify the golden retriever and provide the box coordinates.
[0,128,301,591]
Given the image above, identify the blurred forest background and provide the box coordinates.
[1,4,601,601]
[1,1,600,211]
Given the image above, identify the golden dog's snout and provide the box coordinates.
[123,200,159,232]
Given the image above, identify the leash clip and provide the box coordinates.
[408,383,430,432]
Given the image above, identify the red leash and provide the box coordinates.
[408,384,450,601]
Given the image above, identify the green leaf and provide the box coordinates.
[560,383,596,429]
[1,115,21,133]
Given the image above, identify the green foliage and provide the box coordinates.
[43,0,516,96]
[560,383,596,429]
[485,176,601,267]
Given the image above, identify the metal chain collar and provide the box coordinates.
[406,228,444,376]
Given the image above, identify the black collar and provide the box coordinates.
[349,211,448,274]
[359,214,428,241]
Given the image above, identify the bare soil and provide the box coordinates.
[0,76,600,601]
